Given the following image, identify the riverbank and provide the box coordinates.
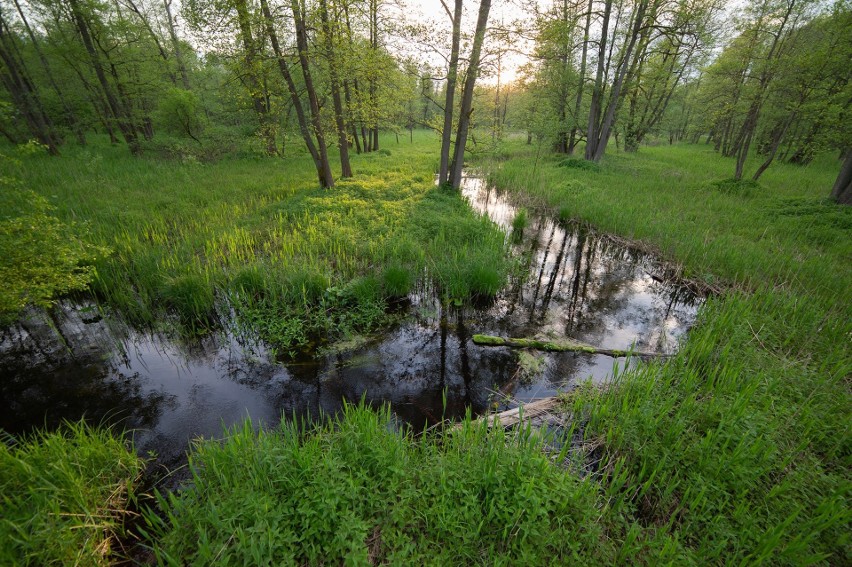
[484,141,850,562]
[2,139,849,564]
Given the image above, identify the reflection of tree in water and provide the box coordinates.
[0,309,172,437]
[505,218,694,351]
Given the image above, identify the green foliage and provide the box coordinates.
[0,422,143,566]
[156,88,204,140]
[0,163,106,324]
[143,404,606,565]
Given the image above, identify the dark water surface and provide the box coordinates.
[0,175,703,466]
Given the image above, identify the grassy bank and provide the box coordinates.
[0,423,143,565]
[486,141,850,563]
[143,404,606,565]
[0,131,509,353]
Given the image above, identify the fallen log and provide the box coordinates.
[481,397,562,428]
[472,334,670,358]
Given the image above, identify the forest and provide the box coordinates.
[0,0,850,564]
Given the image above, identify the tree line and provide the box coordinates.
[1,0,849,199]
[510,0,850,201]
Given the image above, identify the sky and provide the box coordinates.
[397,0,544,85]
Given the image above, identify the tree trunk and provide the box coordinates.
[318,0,352,177]
[164,0,191,89]
[290,0,334,187]
[831,148,852,205]
[448,0,492,189]
[234,0,276,156]
[472,334,669,358]
[68,0,139,154]
[732,0,797,179]
[438,0,463,186]
[752,112,796,181]
[588,0,649,162]
[260,0,322,176]
[584,0,612,161]
[568,0,593,155]
[13,0,85,145]
[0,13,61,154]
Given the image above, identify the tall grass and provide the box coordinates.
[0,422,143,565]
[1,131,510,352]
[486,141,851,563]
[142,404,607,565]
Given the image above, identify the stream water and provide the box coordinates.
[0,174,703,468]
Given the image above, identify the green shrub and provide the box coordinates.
[0,181,105,324]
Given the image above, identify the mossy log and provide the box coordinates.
[472,334,670,358]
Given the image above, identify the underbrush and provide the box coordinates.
[0,423,143,566]
[142,404,607,565]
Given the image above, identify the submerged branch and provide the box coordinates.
[472,334,670,358]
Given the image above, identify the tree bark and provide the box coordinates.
[438,0,463,186]
[831,148,852,205]
[472,334,670,358]
[318,0,352,177]
[448,0,492,189]
[290,0,334,187]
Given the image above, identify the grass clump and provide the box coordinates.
[558,158,600,172]
[511,207,528,241]
[467,262,504,298]
[161,273,216,328]
[0,422,143,566]
[382,265,412,297]
[143,404,606,564]
[710,177,760,197]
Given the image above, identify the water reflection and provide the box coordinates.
[0,174,703,465]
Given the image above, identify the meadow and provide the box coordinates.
[1,134,849,564]
[1,132,509,354]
